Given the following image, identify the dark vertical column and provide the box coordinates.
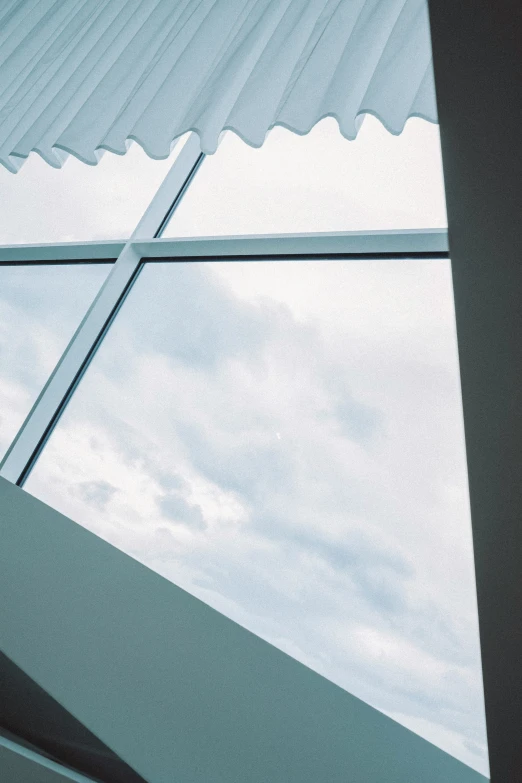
[427,3,522,780]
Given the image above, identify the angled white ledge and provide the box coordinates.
[0,478,487,783]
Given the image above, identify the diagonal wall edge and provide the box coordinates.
[0,478,486,783]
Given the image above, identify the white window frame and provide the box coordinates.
[0,132,449,485]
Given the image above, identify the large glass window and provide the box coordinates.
[162,117,447,237]
[0,263,111,459]
[26,258,487,775]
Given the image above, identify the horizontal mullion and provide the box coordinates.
[0,240,126,263]
[0,230,449,266]
[132,228,449,260]
[144,251,449,263]
[0,258,116,266]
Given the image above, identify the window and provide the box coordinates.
[0,263,111,459]
[25,257,487,772]
[0,4,500,780]
[0,143,181,244]
[163,118,447,237]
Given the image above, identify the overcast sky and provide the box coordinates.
[0,117,488,776]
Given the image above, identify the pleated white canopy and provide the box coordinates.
[0,0,437,172]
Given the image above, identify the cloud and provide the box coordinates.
[158,492,206,531]
[77,479,117,510]
[0,265,109,458]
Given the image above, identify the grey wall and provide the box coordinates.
[0,651,146,783]
[427,3,522,781]
[0,478,486,782]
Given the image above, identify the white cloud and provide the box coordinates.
[0,265,109,457]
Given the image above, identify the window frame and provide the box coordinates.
[0,132,449,486]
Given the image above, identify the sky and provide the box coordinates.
[0,264,111,457]
[0,116,489,776]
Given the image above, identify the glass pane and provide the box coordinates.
[0,263,111,459]
[26,259,487,776]
[0,136,189,244]
[163,117,447,237]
